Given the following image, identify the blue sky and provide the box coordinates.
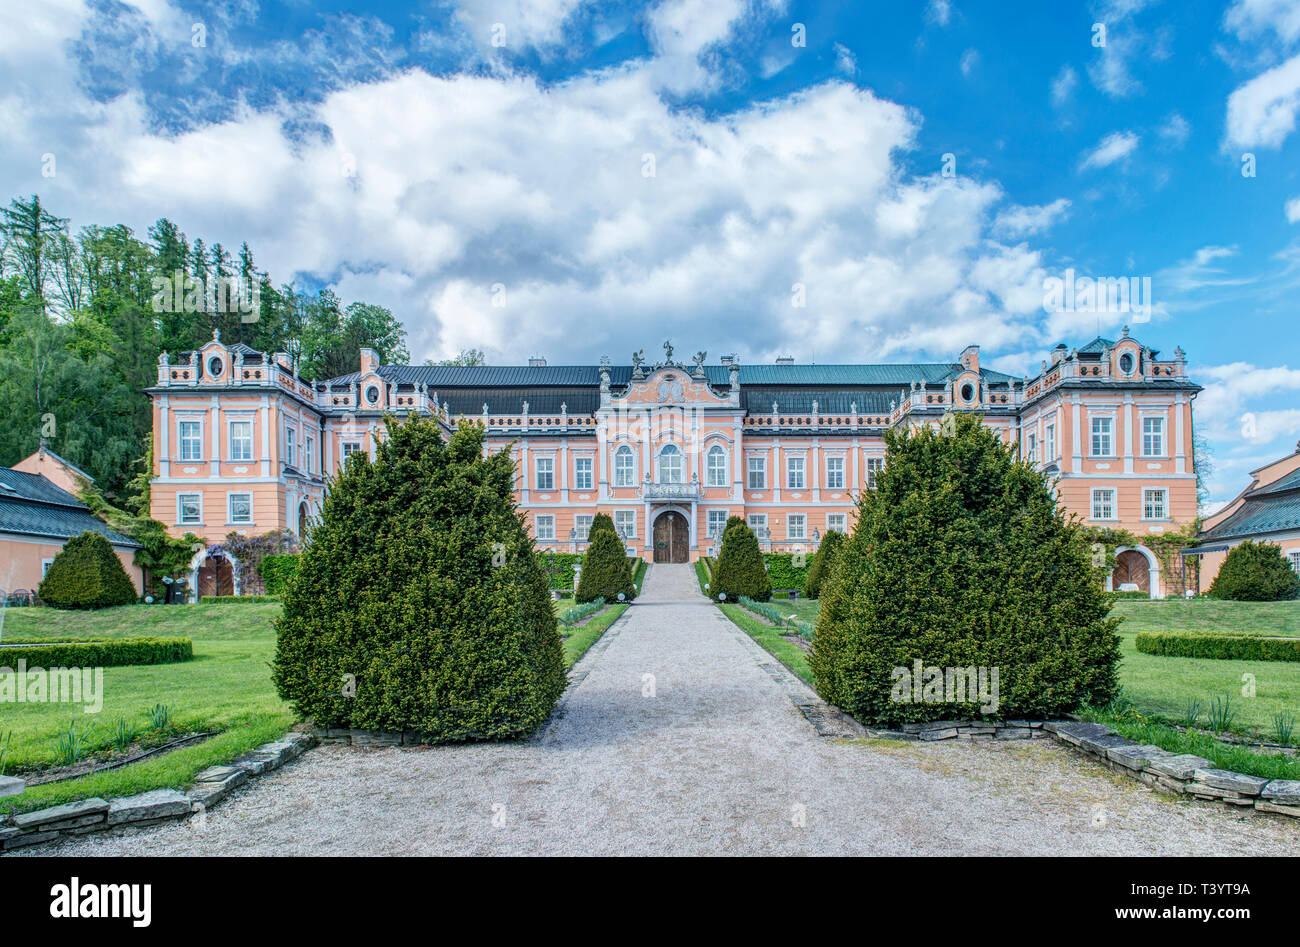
[3,0,1300,510]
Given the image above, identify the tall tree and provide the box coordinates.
[1,195,69,311]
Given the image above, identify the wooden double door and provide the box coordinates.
[653,511,690,563]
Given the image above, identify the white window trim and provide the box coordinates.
[178,418,204,462]
[613,446,637,487]
[227,419,255,463]
[574,456,594,491]
[1141,416,1166,458]
[1090,415,1115,458]
[613,509,638,539]
[574,514,594,541]
[786,455,806,490]
[706,509,730,539]
[1090,487,1117,521]
[746,455,767,489]
[177,492,204,526]
[786,513,807,540]
[825,455,845,489]
[227,491,254,525]
[534,455,555,491]
[1141,486,1169,521]
[534,513,555,542]
[706,446,728,487]
[826,513,848,533]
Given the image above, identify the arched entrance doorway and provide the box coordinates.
[653,511,689,563]
[298,501,310,537]
[197,550,235,597]
[1113,549,1151,594]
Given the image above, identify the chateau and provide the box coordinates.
[147,330,1201,598]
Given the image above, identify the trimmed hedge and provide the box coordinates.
[37,531,137,610]
[811,413,1121,724]
[1135,631,1300,662]
[803,530,844,599]
[0,637,193,667]
[1208,540,1300,602]
[536,552,584,590]
[714,517,772,601]
[200,594,280,604]
[272,418,566,742]
[261,554,301,596]
[764,553,810,592]
[575,516,636,604]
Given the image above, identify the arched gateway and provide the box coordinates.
[653,510,689,563]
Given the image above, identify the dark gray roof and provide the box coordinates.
[1250,466,1300,497]
[741,387,897,414]
[0,467,140,548]
[439,387,601,416]
[1200,491,1300,543]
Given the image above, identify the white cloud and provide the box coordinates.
[959,48,979,78]
[1050,65,1078,107]
[992,198,1072,237]
[1225,51,1300,148]
[1077,130,1140,170]
[452,0,590,50]
[925,0,953,27]
[1224,0,1300,46]
[834,42,856,76]
[1286,195,1300,222]
[1157,112,1190,146]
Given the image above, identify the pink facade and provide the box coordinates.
[148,329,1201,598]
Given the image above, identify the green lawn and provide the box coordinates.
[724,597,1300,739]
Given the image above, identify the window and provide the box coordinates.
[284,424,296,467]
[826,513,848,533]
[179,420,202,461]
[228,492,253,525]
[1289,551,1300,575]
[575,515,593,541]
[304,435,314,474]
[707,510,729,539]
[535,456,554,490]
[534,514,555,542]
[1026,433,1037,463]
[229,420,253,461]
[787,455,805,489]
[1142,488,1167,520]
[826,456,845,489]
[658,444,683,484]
[613,446,636,487]
[41,558,55,577]
[342,441,361,462]
[1119,352,1135,375]
[1091,488,1116,521]
[1091,416,1113,456]
[178,493,203,525]
[866,456,885,489]
[747,513,768,539]
[747,455,766,489]
[787,514,806,540]
[706,446,728,487]
[574,456,593,491]
[614,510,637,539]
[1045,423,1056,461]
[1142,417,1165,457]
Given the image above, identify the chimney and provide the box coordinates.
[528,355,547,367]
[360,347,379,376]
[720,354,736,366]
[959,344,980,373]
[1050,343,1067,367]
[775,356,795,365]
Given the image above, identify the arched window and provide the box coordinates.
[658,444,683,484]
[614,446,636,487]
[706,445,728,487]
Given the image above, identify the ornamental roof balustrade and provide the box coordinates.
[455,412,599,433]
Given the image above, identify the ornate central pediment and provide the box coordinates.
[611,341,731,407]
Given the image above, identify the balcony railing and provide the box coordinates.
[640,480,700,501]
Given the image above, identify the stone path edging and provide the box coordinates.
[0,731,316,852]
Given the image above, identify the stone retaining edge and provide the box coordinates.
[0,731,317,852]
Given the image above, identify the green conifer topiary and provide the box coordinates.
[713,516,772,601]
[804,528,845,599]
[810,413,1120,724]
[37,530,138,609]
[575,514,636,603]
[271,417,566,741]
[1208,540,1300,601]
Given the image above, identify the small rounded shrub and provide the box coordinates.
[804,529,845,599]
[810,413,1120,724]
[272,418,566,741]
[713,517,772,601]
[1208,540,1300,602]
[576,515,635,603]
[37,531,138,609]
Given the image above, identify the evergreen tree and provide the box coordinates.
[575,513,635,603]
[713,516,772,601]
[810,413,1120,724]
[38,531,137,609]
[272,419,566,741]
[804,528,845,599]
[1208,541,1300,601]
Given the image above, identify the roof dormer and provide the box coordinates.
[199,330,230,384]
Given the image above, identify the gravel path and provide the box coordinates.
[20,564,1300,856]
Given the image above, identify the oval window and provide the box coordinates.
[365,385,380,405]
[960,383,975,403]
[207,356,224,378]
[1119,353,1134,375]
